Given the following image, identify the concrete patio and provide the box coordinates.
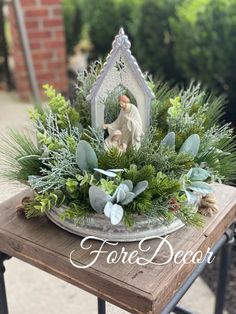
[0,91,222,314]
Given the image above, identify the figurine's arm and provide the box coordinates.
[104,111,123,134]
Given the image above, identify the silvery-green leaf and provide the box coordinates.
[185,190,198,204]
[110,204,124,225]
[187,167,210,181]
[94,168,116,177]
[104,201,113,218]
[161,132,175,148]
[76,140,98,171]
[89,186,108,213]
[189,181,213,195]
[133,180,149,196]
[119,183,130,194]
[107,169,125,172]
[122,180,133,192]
[111,183,129,203]
[121,192,135,205]
[179,134,200,157]
[116,186,128,203]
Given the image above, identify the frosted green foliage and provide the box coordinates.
[84,127,106,153]
[28,146,78,193]
[74,61,103,127]
[179,134,200,157]
[197,124,236,181]
[167,83,208,134]
[35,112,81,152]
[76,140,98,171]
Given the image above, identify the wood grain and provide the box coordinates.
[0,184,235,314]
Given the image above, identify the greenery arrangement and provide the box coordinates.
[1,62,236,229]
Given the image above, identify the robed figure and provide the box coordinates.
[103,95,143,150]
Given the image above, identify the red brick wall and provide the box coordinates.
[9,0,68,100]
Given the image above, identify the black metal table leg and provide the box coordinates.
[173,305,195,314]
[98,297,106,314]
[0,252,10,314]
[214,227,235,314]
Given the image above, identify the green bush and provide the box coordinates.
[80,0,120,59]
[134,0,181,80]
[171,0,236,119]
[79,0,141,60]
[62,0,83,55]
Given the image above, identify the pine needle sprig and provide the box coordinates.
[0,129,42,182]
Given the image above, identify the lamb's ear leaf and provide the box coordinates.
[189,181,213,195]
[122,180,133,192]
[104,201,113,218]
[161,132,175,148]
[116,185,128,203]
[133,180,149,196]
[76,140,98,170]
[121,192,135,205]
[89,186,108,213]
[187,167,210,181]
[110,204,124,225]
[185,190,198,204]
[179,134,200,157]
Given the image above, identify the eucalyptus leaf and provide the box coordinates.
[89,186,108,213]
[116,185,128,203]
[110,204,124,225]
[133,180,149,196]
[187,167,210,181]
[121,192,135,205]
[104,201,113,218]
[189,181,213,195]
[122,180,133,192]
[179,134,200,157]
[76,140,98,171]
[161,132,175,148]
[185,190,198,204]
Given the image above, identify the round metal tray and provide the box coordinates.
[46,206,185,242]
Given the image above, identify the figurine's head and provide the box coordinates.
[119,95,130,109]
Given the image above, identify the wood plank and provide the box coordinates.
[0,184,235,314]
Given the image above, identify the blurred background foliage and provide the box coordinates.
[62,0,236,123]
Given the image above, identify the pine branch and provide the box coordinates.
[0,129,42,182]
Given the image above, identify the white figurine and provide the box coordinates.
[103,95,143,150]
[104,130,127,152]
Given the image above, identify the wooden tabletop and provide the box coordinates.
[0,184,235,314]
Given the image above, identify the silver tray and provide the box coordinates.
[46,206,185,242]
